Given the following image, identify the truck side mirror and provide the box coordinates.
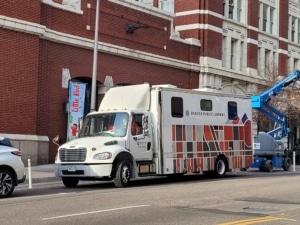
[52,135,61,147]
[142,115,148,129]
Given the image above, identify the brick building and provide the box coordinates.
[1,0,300,165]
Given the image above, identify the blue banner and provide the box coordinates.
[67,81,86,141]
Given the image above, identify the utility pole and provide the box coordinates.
[90,0,100,112]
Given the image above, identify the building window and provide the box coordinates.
[230,39,237,69]
[291,16,296,42]
[223,0,244,23]
[298,21,300,44]
[258,46,277,76]
[259,2,275,34]
[240,41,244,71]
[159,0,174,13]
[264,49,271,74]
[222,36,226,67]
[222,35,245,72]
[294,58,299,71]
[288,50,300,71]
[171,97,183,118]
[289,15,300,44]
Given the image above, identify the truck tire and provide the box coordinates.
[62,177,79,187]
[283,157,291,171]
[113,161,131,188]
[265,160,273,172]
[214,156,227,178]
[0,169,15,198]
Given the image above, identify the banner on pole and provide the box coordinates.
[67,81,86,141]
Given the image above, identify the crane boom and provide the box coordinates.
[251,70,300,140]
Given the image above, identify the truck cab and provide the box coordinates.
[55,84,154,187]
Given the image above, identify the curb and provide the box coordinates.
[22,177,61,185]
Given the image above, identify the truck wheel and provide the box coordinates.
[265,160,273,172]
[113,161,131,188]
[62,177,79,187]
[214,157,227,178]
[283,157,291,171]
[0,169,15,198]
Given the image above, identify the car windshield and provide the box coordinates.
[78,113,129,138]
[0,137,13,147]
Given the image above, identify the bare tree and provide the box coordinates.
[252,64,300,135]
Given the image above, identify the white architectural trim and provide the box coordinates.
[41,0,83,15]
[0,15,200,73]
[109,0,175,20]
[175,23,223,33]
[176,10,223,19]
[0,133,49,142]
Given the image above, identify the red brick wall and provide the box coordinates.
[0,1,40,23]
[1,0,200,162]
[42,41,199,161]
[174,0,223,59]
[0,29,39,134]
[247,1,259,70]
[39,0,199,63]
[278,0,289,75]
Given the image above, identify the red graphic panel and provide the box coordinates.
[172,125,176,141]
[224,126,233,140]
[244,120,252,146]
[204,125,214,141]
[187,158,194,172]
[176,142,183,158]
[197,142,203,157]
[193,125,196,141]
[239,126,245,142]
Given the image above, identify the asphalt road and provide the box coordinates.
[2,169,300,225]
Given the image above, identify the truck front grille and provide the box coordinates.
[59,148,87,162]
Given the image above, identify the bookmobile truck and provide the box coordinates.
[54,83,253,187]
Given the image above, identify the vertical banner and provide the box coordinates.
[67,81,87,141]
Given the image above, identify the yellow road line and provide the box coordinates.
[219,215,291,225]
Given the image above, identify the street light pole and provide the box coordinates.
[90,0,100,112]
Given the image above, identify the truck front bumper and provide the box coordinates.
[55,164,113,178]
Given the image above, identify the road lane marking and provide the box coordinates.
[42,205,150,220]
[219,215,296,225]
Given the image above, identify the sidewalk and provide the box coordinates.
[23,164,60,184]
[23,164,300,185]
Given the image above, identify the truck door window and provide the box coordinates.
[171,97,183,118]
[131,114,143,135]
[228,101,238,120]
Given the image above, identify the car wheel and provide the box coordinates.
[113,161,131,188]
[0,169,15,198]
[62,177,79,187]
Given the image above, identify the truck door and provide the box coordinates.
[129,113,153,161]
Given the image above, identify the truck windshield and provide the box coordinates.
[78,113,129,138]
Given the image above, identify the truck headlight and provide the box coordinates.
[93,152,112,160]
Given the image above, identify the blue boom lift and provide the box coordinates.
[250,70,300,172]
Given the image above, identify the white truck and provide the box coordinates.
[54,83,253,187]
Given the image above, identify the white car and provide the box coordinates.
[0,137,26,198]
